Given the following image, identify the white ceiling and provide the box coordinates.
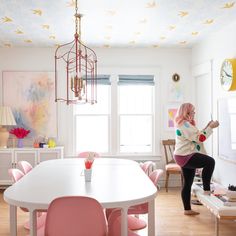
[1,0,236,48]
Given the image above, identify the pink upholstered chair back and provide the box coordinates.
[18,161,33,175]
[140,161,155,175]
[78,151,100,158]
[149,169,164,189]
[8,168,24,183]
[44,196,107,236]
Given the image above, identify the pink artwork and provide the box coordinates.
[3,71,57,138]
[167,108,178,129]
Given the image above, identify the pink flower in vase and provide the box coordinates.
[84,153,95,169]
[10,127,30,139]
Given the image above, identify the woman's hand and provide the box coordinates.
[209,120,219,128]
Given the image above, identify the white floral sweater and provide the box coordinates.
[174,121,213,156]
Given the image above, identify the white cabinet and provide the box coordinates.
[0,147,64,186]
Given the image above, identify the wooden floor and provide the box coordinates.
[1,187,236,236]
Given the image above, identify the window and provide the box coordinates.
[74,76,110,154]
[74,74,155,156]
[118,75,154,153]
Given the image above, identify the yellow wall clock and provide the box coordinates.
[220,59,236,91]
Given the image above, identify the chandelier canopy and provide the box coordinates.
[55,0,97,105]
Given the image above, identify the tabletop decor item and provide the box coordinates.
[48,138,56,148]
[10,127,30,148]
[84,154,95,182]
[0,106,16,148]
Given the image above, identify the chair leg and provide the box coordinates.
[165,172,169,192]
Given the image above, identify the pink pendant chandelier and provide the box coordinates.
[55,0,97,105]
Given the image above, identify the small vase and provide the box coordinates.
[17,138,24,148]
[84,169,92,182]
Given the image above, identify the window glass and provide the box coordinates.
[120,115,152,153]
[76,115,109,153]
[119,86,153,114]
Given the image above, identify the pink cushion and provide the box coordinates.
[165,163,181,171]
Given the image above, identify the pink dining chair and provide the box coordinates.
[107,209,140,236]
[78,151,100,158]
[123,161,156,231]
[140,161,156,175]
[106,169,164,232]
[8,168,46,230]
[18,160,33,175]
[42,196,107,236]
[127,169,164,216]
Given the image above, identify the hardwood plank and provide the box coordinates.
[1,188,236,236]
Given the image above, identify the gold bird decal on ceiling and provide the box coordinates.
[152,44,159,48]
[49,35,56,40]
[106,25,113,30]
[192,31,199,36]
[160,36,166,40]
[169,25,176,30]
[179,11,189,17]
[146,1,156,8]
[104,36,111,40]
[139,18,147,24]
[103,44,110,48]
[203,19,214,24]
[4,43,11,47]
[2,17,13,23]
[42,24,50,29]
[15,29,24,34]
[222,2,235,8]
[134,32,141,35]
[106,10,116,16]
[66,0,76,7]
[179,41,187,44]
[129,40,136,44]
[32,9,42,16]
[24,39,32,43]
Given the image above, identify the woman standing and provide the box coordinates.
[174,103,219,215]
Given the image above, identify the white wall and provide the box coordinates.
[192,21,236,186]
[0,47,191,182]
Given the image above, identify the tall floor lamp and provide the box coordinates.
[0,106,16,148]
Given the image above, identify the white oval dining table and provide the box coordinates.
[4,158,158,236]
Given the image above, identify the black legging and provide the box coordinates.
[181,153,215,210]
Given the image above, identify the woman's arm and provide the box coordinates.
[177,121,213,144]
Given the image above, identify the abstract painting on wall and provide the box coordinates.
[2,71,57,138]
[166,104,179,130]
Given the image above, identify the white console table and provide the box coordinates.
[192,182,236,236]
[0,147,64,186]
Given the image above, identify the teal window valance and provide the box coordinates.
[118,75,155,86]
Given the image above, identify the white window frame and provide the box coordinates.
[72,66,161,159]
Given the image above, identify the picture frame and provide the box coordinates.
[165,103,180,130]
[2,71,58,139]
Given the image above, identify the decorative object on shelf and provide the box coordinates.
[48,138,56,148]
[39,142,46,148]
[220,58,236,91]
[33,140,39,148]
[55,0,97,105]
[227,184,236,200]
[84,155,94,182]
[0,106,16,148]
[172,73,180,82]
[10,127,30,148]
